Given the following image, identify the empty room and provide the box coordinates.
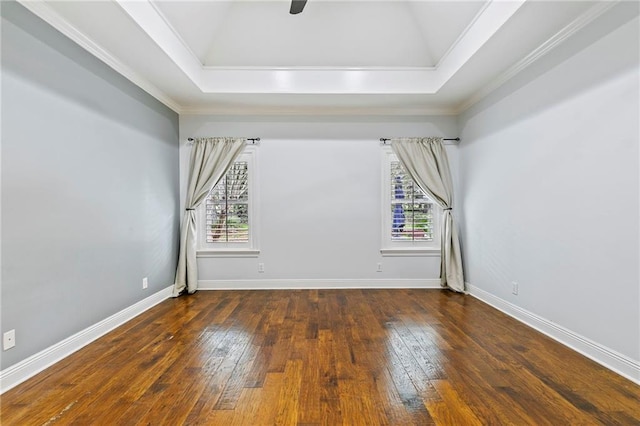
[1,0,639,424]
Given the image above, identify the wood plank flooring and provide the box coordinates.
[1,289,639,425]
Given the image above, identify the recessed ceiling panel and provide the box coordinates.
[154,0,486,68]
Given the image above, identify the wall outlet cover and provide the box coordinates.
[3,329,16,350]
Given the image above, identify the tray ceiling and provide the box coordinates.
[16,0,619,115]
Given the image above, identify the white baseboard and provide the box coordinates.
[10,282,634,394]
[198,278,442,290]
[0,285,173,394]
[467,283,640,385]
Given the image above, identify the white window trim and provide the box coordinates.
[380,247,441,257]
[380,147,441,257]
[197,146,260,257]
[197,249,260,258]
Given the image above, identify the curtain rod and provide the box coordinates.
[379,137,460,144]
[187,137,261,144]
[186,137,459,144]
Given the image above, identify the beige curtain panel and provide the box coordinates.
[391,137,465,292]
[173,137,246,296]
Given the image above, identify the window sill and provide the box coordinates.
[197,249,260,258]
[380,248,441,257]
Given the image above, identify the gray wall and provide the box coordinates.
[180,115,459,284]
[457,4,639,362]
[1,2,180,369]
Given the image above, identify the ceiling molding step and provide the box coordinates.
[455,0,620,114]
[114,0,204,87]
[433,0,492,70]
[201,66,437,71]
[16,0,182,114]
[179,106,458,117]
[432,0,526,89]
[147,0,203,69]
[196,68,441,94]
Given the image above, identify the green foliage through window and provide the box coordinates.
[205,162,249,243]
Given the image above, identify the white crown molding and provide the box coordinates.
[198,278,442,290]
[455,0,620,114]
[179,105,458,116]
[16,0,183,114]
[201,65,437,71]
[467,283,640,385]
[0,286,173,394]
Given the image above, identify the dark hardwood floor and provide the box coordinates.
[1,289,639,425]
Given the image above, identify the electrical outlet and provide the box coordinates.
[3,329,16,350]
[258,263,265,273]
[512,281,519,295]
[377,263,383,272]
[142,277,148,289]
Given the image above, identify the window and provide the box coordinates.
[381,148,440,256]
[198,147,259,256]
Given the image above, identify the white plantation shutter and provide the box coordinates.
[390,161,434,241]
[205,161,249,243]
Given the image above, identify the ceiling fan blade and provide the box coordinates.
[290,0,307,14]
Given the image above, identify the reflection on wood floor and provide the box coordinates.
[2,289,639,425]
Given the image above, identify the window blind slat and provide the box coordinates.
[390,161,433,242]
[205,161,250,243]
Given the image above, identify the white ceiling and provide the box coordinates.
[19,0,611,115]
[155,1,486,68]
